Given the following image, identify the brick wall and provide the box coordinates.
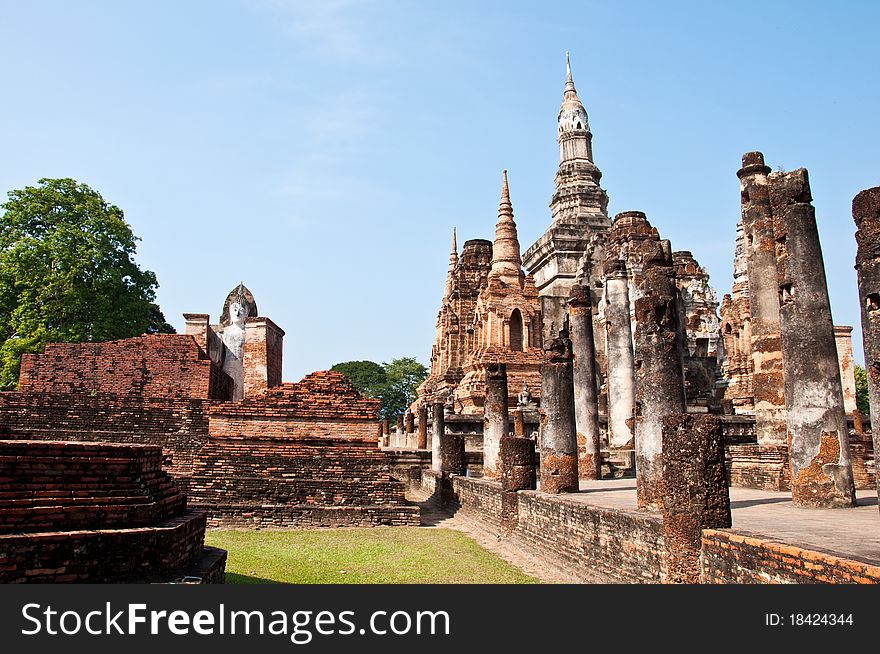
[19,335,232,400]
[189,371,420,528]
[0,392,210,483]
[421,472,664,583]
[701,530,880,584]
[727,441,874,491]
[726,444,790,491]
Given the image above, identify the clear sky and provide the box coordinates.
[1,1,878,380]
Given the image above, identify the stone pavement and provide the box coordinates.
[571,478,879,564]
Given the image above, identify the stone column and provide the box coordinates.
[833,325,858,416]
[431,402,445,472]
[854,187,880,511]
[604,259,636,448]
[405,409,415,449]
[440,432,465,476]
[381,419,389,448]
[770,168,855,508]
[539,332,579,493]
[438,418,465,506]
[633,244,686,511]
[483,363,509,479]
[737,152,787,446]
[417,403,428,450]
[569,284,602,479]
[513,408,525,437]
[395,415,404,448]
[660,414,731,583]
[500,436,537,531]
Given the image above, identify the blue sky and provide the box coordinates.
[1,1,878,380]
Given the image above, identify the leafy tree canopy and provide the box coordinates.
[331,357,428,422]
[0,178,173,389]
[854,364,870,416]
[330,360,387,397]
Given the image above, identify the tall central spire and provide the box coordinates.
[564,50,577,98]
[489,170,523,284]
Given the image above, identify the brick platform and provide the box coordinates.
[0,441,225,584]
[188,372,420,528]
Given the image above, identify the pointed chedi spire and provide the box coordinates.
[564,50,577,98]
[489,170,523,284]
[557,51,594,165]
[443,227,458,298]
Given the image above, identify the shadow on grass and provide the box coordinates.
[225,572,281,585]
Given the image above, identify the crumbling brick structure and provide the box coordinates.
[19,335,232,400]
[188,371,419,527]
[0,440,225,583]
[660,414,731,583]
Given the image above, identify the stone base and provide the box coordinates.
[197,503,420,529]
[0,510,218,583]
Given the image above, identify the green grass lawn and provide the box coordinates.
[205,527,537,584]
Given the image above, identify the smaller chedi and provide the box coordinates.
[183,282,285,401]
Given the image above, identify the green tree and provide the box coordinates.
[330,360,387,398]
[331,357,428,422]
[0,178,168,388]
[854,364,870,415]
[378,357,428,423]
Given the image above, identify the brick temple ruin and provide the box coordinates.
[391,54,878,583]
[2,54,877,585]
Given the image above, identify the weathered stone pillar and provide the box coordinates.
[633,242,686,511]
[395,415,405,447]
[500,436,537,531]
[854,187,880,511]
[483,363,509,479]
[539,331,579,493]
[770,168,855,508]
[381,419,389,448]
[439,432,465,476]
[438,421,465,506]
[604,259,636,448]
[660,414,731,583]
[431,402,444,472]
[833,325,858,416]
[738,152,787,446]
[568,284,602,479]
[405,409,415,443]
[417,403,428,450]
[513,408,525,437]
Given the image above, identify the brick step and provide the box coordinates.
[0,494,187,534]
[0,493,165,508]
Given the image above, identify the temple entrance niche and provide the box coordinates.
[509,309,524,352]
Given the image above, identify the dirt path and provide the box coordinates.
[408,491,578,584]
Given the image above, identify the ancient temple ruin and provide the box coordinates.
[0,283,419,533]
